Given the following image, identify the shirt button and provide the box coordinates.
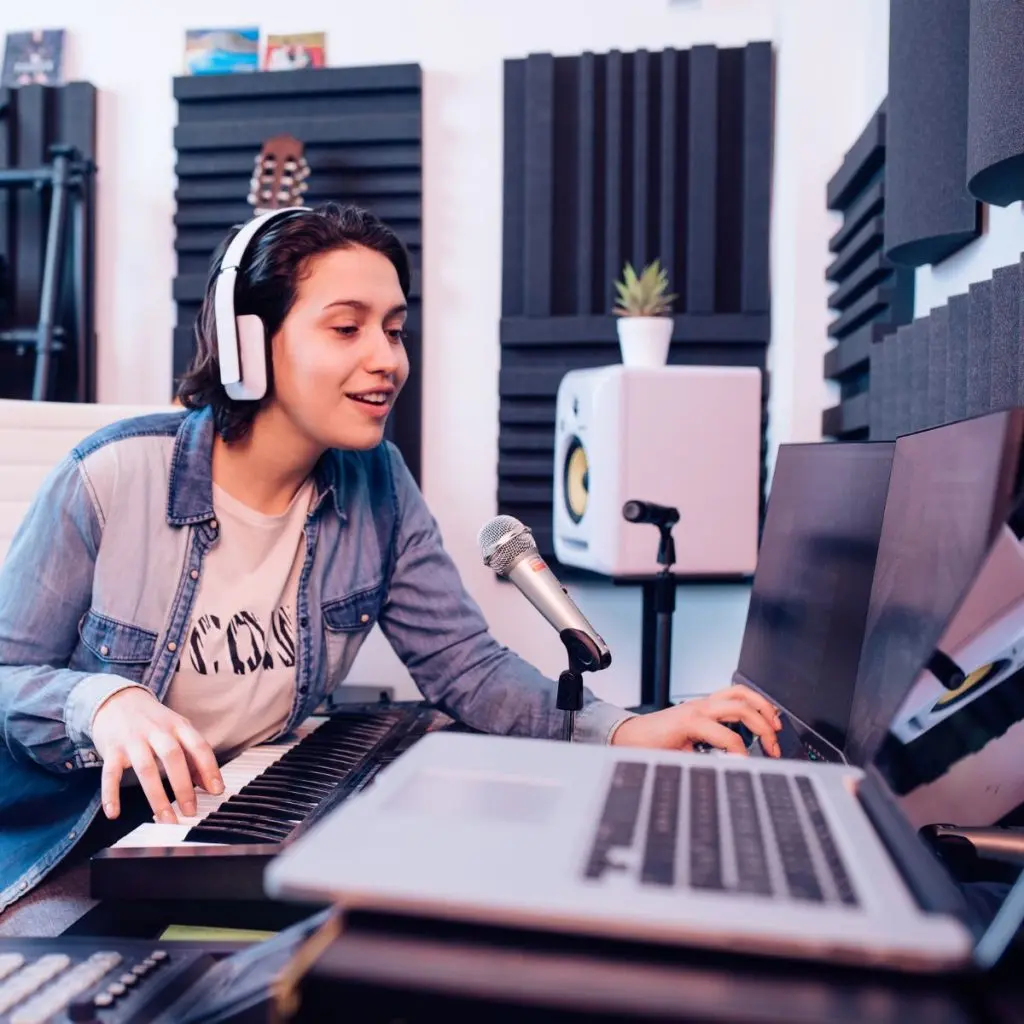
[210,519,219,531]
[360,613,370,624]
[68,831,76,840]
[190,569,199,580]
[167,641,177,653]
[64,761,73,771]
[99,644,110,656]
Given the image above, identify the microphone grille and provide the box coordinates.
[477,514,537,575]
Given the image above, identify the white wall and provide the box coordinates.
[2,0,890,707]
[915,203,1024,318]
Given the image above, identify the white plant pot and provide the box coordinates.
[615,316,673,368]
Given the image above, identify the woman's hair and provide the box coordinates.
[177,201,411,442]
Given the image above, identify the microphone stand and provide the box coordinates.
[650,521,677,712]
[557,628,603,742]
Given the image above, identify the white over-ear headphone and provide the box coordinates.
[214,206,312,401]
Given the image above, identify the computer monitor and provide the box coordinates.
[851,409,1024,832]
[736,440,895,754]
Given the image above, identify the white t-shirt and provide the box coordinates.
[164,479,314,760]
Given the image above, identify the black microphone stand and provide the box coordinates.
[556,628,605,742]
[622,504,680,711]
[650,523,678,711]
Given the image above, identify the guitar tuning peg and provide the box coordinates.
[298,181,309,192]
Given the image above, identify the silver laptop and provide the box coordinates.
[264,411,1024,974]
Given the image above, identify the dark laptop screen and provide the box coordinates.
[853,410,1024,830]
[737,441,894,752]
[854,410,1024,956]
[849,411,1024,772]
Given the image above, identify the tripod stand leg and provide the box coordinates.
[32,152,71,401]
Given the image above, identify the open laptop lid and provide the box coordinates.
[735,441,895,754]
[850,409,1024,967]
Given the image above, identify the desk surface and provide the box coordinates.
[295,910,1024,1024]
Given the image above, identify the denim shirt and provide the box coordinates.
[0,408,630,911]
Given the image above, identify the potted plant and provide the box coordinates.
[612,259,676,368]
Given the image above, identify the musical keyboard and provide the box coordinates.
[90,703,452,903]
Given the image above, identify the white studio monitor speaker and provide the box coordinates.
[553,365,762,577]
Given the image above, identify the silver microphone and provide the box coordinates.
[477,515,611,672]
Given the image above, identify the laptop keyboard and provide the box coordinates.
[584,761,859,907]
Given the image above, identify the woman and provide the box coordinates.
[0,203,780,926]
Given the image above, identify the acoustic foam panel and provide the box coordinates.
[945,292,970,423]
[990,263,1020,411]
[926,304,950,430]
[877,331,899,441]
[884,0,979,267]
[895,323,914,436]
[966,0,1024,205]
[909,318,930,433]
[967,279,993,418]
[1019,254,1024,407]
[172,65,423,483]
[869,340,884,441]
[823,101,915,443]
[499,44,772,565]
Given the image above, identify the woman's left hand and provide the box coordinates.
[610,684,783,757]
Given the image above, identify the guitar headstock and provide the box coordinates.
[248,134,310,215]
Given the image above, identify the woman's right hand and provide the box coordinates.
[90,687,224,824]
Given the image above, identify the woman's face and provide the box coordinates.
[269,245,409,451]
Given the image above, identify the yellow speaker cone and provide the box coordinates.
[933,660,1007,709]
[564,438,589,523]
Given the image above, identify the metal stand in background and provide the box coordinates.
[0,144,96,401]
[622,500,681,711]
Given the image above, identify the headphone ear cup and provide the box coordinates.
[224,314,268,401]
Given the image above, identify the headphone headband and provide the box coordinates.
[215,206,312,399]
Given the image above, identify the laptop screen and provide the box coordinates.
[853,410,1024,960]
[849,410,1024,774]
[736,441,894,752]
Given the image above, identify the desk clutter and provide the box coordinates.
[0,938,210,1024]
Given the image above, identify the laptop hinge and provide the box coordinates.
[857,767,982,938]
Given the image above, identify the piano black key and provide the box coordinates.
[184,824,282,845]
[262,764,343,784]
[214,798,306,823]
[197,813,291,841]
[238,782,320,806]
[277,751,361,771]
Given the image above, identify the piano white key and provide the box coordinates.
[111,717,327,848]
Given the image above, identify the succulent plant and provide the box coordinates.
[612,260,676,317]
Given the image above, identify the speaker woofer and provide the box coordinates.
[932,659,1009,711]
[563,436,589,523]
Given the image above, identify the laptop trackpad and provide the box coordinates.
[384,769,563,825]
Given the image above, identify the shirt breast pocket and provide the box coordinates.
[321,585,383,689]
[70,609,159,683]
